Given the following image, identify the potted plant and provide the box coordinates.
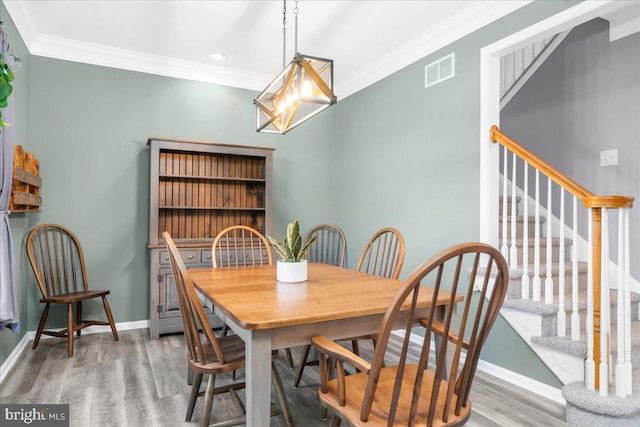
[268,219,317,283]
[0,52,15,129]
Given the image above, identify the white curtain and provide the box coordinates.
[0,26,19,332]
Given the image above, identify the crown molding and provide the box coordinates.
[5,0,531,97]
[336,0,533,98]
[31,34,271,91]
[3,0,40,48]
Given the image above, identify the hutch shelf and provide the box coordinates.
[147,137,274,339]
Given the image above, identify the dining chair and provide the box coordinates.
[304,223,347,268]
[312,242,509,427]
[26,223,119,357]
[211,225,294,368]
[294,223,347,387]
[347,227,406,357]
[164,231,294,427]
[356,227,405,280]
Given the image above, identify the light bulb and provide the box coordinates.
[301,80,313,97]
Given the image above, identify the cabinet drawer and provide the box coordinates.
[159,250,198,265]
[201,250,212,264]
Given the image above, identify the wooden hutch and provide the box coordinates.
[147,137,273,339]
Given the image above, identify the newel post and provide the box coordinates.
[591,207,603,389]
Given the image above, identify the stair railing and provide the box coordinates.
[490,125,634,398]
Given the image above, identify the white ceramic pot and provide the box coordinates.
[277,260,308,283]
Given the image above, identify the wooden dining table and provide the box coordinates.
[189,262,458,426]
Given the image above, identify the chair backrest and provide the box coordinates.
[211,225,272,268]
[164,231,227,365]
[304,224,347,267]
[26,224,90,298]
[360,242,509,425]
[356,227,405,279]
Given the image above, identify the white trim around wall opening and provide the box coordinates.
[479,0,630,247]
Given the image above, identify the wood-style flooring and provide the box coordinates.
[0,329,567,426]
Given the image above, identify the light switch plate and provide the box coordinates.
[600,149,618,166]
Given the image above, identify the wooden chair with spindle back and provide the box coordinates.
[356,227,405,280]
[26,224,119,357]
[211,225,294,368]
[312,242,509,427]
[164,231,294,427]
[294,224,347,387]
[304,223,347,268]
[346,227,406,357]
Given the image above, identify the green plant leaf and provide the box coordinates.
[298,234,318,260]
[4,67,14,83]
[0,78,8,100]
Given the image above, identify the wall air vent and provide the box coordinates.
[425,52,455,88]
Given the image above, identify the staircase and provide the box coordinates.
[490,127,639,425]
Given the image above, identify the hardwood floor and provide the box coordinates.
[0,329,566,426]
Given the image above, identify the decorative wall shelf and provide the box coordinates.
[9,145,41,212]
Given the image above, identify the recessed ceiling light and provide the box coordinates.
[208,52,226,60]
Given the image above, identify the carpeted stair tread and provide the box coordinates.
[532,320,640,360]
[562,367,640,417]
[503,290,639,317]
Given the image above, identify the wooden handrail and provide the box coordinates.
[491,125,593,199]
[491,126,634,209]
[584,196,634,209]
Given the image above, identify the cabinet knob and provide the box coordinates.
[206,254,211,259]
[188,255,194,260]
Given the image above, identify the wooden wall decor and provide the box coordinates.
[9,145,41,212]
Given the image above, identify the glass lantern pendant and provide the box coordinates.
[255,53,336,134]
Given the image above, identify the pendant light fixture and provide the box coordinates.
[254,0,337,134]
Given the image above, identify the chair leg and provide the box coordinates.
[67,303,74,357]
[351,340,360,356]
[271,362,294,427]
[293,344,312,387]
[285,348,294,369]
[76,301,82,337]
[200,374,216,427]
[32,303,50,350]
[186,372,203,422]
[329,413,342,427]
[101,296,119,341]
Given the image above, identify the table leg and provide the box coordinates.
[245,329,272,426]
[433,304,457,380]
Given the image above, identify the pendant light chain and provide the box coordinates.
[282,0,287,69]
[294,0,299,54]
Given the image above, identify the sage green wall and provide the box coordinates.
[0,5,32,365]
[333,0,581,388]
[15,57,336,340]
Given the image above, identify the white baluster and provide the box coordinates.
[557,188,566,337]
[522,162,530,300]
[510,152,518,267]
[545,178,553,305]
[533,170,541,302]
[501,146,508,259]
[599,209,610,397]
[623,209,632,396]
[571,197,580,341]
[586,210,595,391]
[616,208,628,397]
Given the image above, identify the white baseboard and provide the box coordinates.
[0,333,31,384]
[0,319,149,384]
[396,330,566,406]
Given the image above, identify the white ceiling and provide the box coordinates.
[4,0,531,98]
